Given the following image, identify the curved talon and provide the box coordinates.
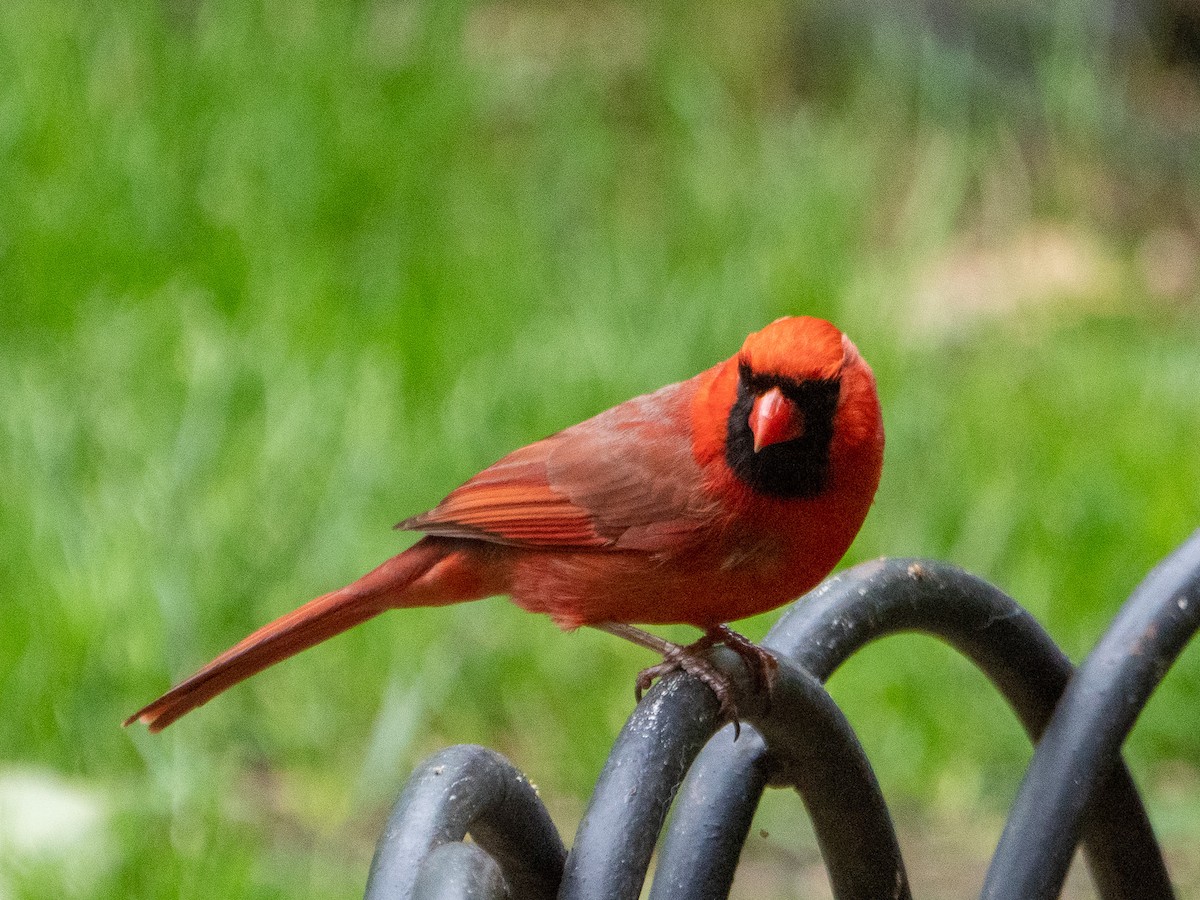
[682,662,741,740]
[634,652,682,703]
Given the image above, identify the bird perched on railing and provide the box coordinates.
[126,315,884,732]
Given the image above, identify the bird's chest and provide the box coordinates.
[715,530,787,573]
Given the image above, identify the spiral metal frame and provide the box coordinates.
[364,528,1200,900]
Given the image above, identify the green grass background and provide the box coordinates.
[2,1,1199,897]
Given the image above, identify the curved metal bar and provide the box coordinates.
[983,529,1200,900]
[647,729,771,900]
[556,665,734,900]
[364,744,565,900]
[654,557,1173,900]
[762,662,910,900]
[411,842,510,900]
[561,649,909,900]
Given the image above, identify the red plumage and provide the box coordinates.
[127,316,884,731]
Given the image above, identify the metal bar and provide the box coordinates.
[655,655,912,900]
[364,744,565,900]
[982,528,1200,900]
[647,729,770,900]
[654,557,1173,900]
[561,649,909,900]
[755,659,911,900]
[555,668,732,900]
[411,842,510,900]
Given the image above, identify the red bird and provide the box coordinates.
[126,316,884,732]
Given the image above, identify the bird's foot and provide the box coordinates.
[634,644,743,738]
[633,627,777,739]
[708,624,779,699]
[591,621,777,740]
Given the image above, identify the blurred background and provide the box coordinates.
[2,1,1199,897]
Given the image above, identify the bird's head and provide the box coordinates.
[712,316,881,499]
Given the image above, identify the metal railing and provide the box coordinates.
[363,528,1200,900]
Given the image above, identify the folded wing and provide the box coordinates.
[397,380,715,553]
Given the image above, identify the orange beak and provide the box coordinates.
[748,386,803,452]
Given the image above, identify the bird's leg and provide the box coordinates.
[592,622,745,737]
[592,624,726,706]
[592,621,679,657]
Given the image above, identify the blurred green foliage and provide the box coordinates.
[2,1,1199,897]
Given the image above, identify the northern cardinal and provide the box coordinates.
[126,316,884,732]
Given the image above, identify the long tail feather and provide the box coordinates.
[125,538,449,732]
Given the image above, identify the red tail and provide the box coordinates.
[125,538,449,732]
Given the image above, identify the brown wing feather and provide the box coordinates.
[398,378,715,552]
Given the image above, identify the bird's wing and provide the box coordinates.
[397,379,717,552]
